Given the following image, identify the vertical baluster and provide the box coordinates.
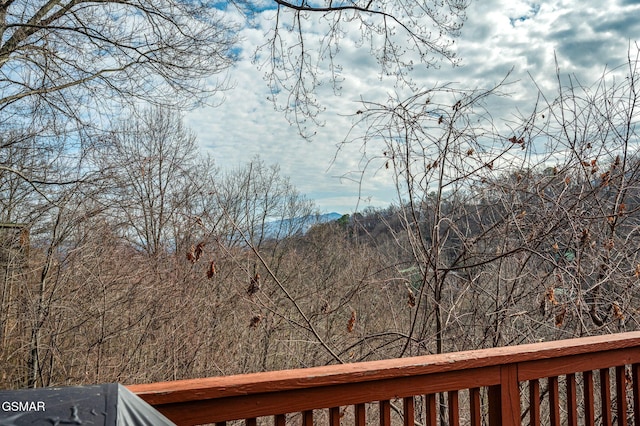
[403,396,414,426]
[529,379,540,426]
[616,366,628,426]
[548,376,560,426]
[567,373,577,426]
[601,368,613,426]
[303,410,313,426]
[216,423,227,426]
[275,414,286,426]
[469,388,481,426]
[246,419,257,426]
[425,393,437,426]
[354,404,366,426]
[488,385,500,426]
[583,370,595,426]
[329,407,340,426]
[447,391,459,426]
[633,364,640,424]
[379,400,391,426]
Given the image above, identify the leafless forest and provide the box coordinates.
[3,62,640,389]
[1,1,640,391]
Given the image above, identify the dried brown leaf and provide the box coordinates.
[186,245,196,263]
[603,238,615,251]
[207,261,216,279]
[249,315,262,327]
[546,287,558,306]
[613,302,625,321]
[555,306,566,327]
[347,310,356,333]
[407,288,416,308]
[194,242,205,261]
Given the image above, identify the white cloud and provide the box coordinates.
[185,0,640,214]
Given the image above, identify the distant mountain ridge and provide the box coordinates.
[264,212,342,238]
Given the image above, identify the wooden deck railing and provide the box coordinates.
[129,331,640,425]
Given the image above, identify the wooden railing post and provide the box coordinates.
[488,364,520,426]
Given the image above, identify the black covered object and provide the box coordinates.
[0,383,175,425]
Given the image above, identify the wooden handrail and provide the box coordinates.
[129,331,640,425]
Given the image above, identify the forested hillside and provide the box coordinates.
[0,1,639,391]
[2,58,640,387]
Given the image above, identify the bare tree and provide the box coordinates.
[341,47,640,356]
[322,49,640,424]
[342,79,514,355]
[231,0,470,136]
[516,50,640,336]
[94,107,215,256]
[0,1,236,117]
[0,0,237,229]
[213,158,315,247]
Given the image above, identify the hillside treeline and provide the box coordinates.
[2,57,640,389]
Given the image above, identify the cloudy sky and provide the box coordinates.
[185,0,640,214]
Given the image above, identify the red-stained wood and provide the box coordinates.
[403,397,414,426]
[566,373,577,426]
[274,414,286,426]
[329,407,340,426]
[583,370,595,426]
[425,393,437,426]
[215,423,226,426]
[616,365,628,426]
[125,332,640,426]
[548,376,560,426]
[517,347,640,381]
[601,368,612,426]
[143,367,499,424]
[379,401,390,426]
[489,364,519,426]
[469,388,481,426]
[633,364,640,423]
[529,379,540,426]
[245,418,256,426]
[354,403,365,426]
[130,332,640,405]
[447,391,459,426]
[488,384,500,426]
[302,410,313,426]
